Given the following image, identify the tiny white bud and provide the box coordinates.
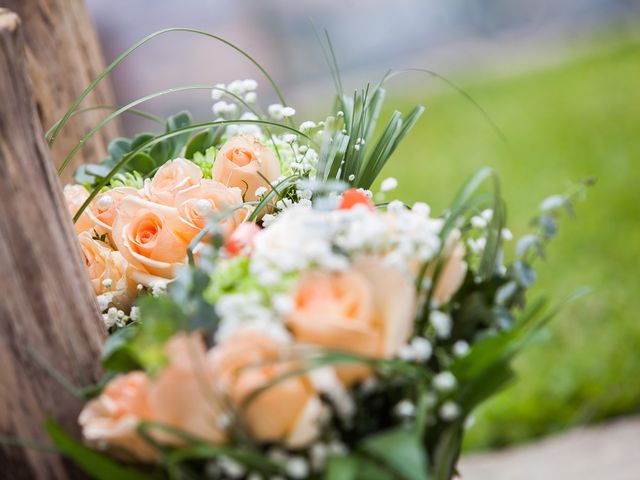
[299,121,316,131]
[254,186,268,197]
[268,103,284,119]
[101,278,112,289]
[412,202,431,217]
[213,101,231,116]
[411,337,432,362]
[380,177,398,192]
[471,216,488,228]
[429,310,452,338]
[227,80,245,95]
[501,228,513,241]
[433,371,457,392]
[281,106,296,117]
[244,91,257,103]
[439,401,461,421]
[453,340,470,357]
[481,209,493,221]
[394,400,415,418]
[211,83,225,100]
[286,457,309,479]
[242,79,258,91]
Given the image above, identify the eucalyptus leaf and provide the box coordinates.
[101,323,141,372]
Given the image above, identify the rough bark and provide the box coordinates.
[0,9,105,479]
[2,0,121,182]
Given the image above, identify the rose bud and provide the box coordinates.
[338,188,374,211]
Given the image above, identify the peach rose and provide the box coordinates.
[213,135,280,201]
[143,158,203,205]
[63,184,94,234]
[430,232,467,306]
[112,196,189,287]
[209,330,323,447]
[79,372,158,462]
[78,231,133,309]
[79,334,227,462]
[86,187,140,238]
[172,180,247,243]
[149,333,227,445]
[287,259,416,386]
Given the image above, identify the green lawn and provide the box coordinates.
[379,35,640,450]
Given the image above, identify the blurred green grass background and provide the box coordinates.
[380,35,640,450]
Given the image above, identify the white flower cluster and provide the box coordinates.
[213,201,443,342]
[251,201,442,287]
[211,79,321,180]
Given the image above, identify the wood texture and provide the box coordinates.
[2,0,121,182]
[0,9,105,479]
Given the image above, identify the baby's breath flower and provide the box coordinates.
[394,399,416,418]
[380,177,398,192]
[281,106,296,117]
[439,401,461,421]
[211,83,225,100]
[227,79,245,95]
[430,310,452,338]
[242,78,258,91]
[453,340,470,357]
[433,371,457,392]
[268,103,284,119]
[299,121,316,132]
[286,457,309,479]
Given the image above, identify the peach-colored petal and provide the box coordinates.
[63,184,94,233]
[79,372,158,462]
[112,196,189,286]
[85,187,140,237]
[430,232,467,305]
[287,259,416,386]
[149,333,227,445]
[213,135,280,201]
[78,231,134,309]
[143,158,203,206]
[173,180,247,243]
[209,330,321,447]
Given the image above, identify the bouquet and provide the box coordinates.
[50,28,588,480]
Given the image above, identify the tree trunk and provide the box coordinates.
[2,0,121,183]
[0,9,105,479]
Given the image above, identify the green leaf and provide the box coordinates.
[130,296,187,373]
[108,138,133,162]
[101,323,141,372]
[128,152,156,173]
[325,455,359,480]
[45,419,151,480]
[185,130,213,159]
[431,421,463,480]
[166,443,282,475]
[166,111,193,157]
[359,427,429,480]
